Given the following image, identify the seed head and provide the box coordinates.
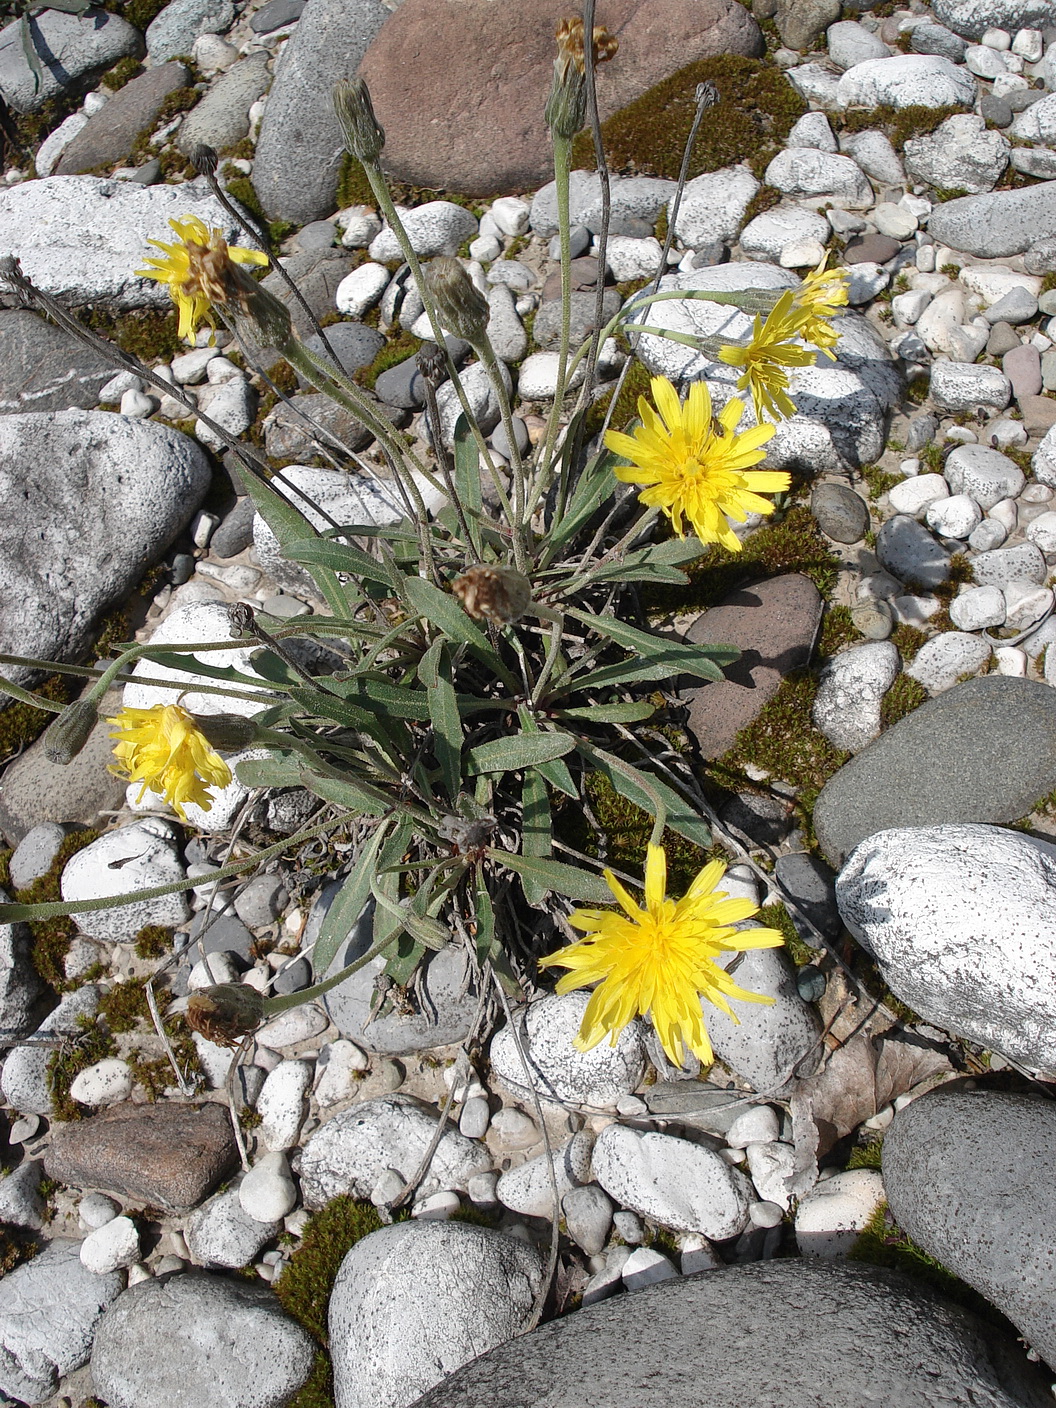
[451,564,533,626]
[423,256,490,344]
[184,983,264,1048]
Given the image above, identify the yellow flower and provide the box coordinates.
[108,703,232,820]
[137,215,269,343]
[792,257,849,358]
[603,375,790,552]
[540,844,785,1069]
[716,289,815,422]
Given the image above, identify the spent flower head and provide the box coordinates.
[108,702,232,820]
[541,844,785,1068]
[546,15,618,137]
[716,289,815,423]
[604,375,789,552]
[424,256,490,344]
[137,215,269,343]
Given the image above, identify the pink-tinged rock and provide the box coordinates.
[357,0,763,195]
[1021,395,1056,437]
[1003,343,1043,400]
[682,573,823,759]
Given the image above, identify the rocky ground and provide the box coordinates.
[1,0,1056,1405]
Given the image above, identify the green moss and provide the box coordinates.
[860,465,901,502]
[336,155,489,212]
[570,55,806,181]
[81,306,183,364]
[756,901,814,967]
[101,55,144,91]
[847,1137,884,1171]
[47,1014,117,1121]
[0,1222,36,1276]
[134,924,173,960]
[742,183,783,225]
[354,330,422,393]
[114,0,169,29]
[889,624,928,663]
[220,136,256,162]
[14,829,100,993]
[1042,271,1056,296]
[222,174,295,246]
[839,104,962,151]
[817,604,860,658]
[879,673,928,728]
[98,977,152,1034]
[0,675,71,768]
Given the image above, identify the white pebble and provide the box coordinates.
[79,1192,120,1230]
[622,1246,678,1291]
[120,389,157,419]
[239,1151,298,1223]
[257,1059,312,1151]
[458,1096,490,1139]
[314,1039,368,1106]
[80,1215,140,1274]
[412,1190,460,1220]
[725,1105,781,1150]
[68,1058,133,1107]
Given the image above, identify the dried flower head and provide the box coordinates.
[424,256,490,344]
[108,702,233,819]
[546,16,618,138]
[184,983,264,1048]
[452,565,533,625]
[554,16,619,76]
[137,215,270,343]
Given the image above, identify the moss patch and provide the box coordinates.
[570,55,806,181]
[336,156,489,213]
[0,675,71,768]
[839,104,963,151]
[353,330,422,393]
[47,1014,118,1122]
[756,900,813,967]
[879,672,928,728]
[13,829,100,993]
[98,977,152,1034]
[847,1137,884,1171]
[81,306,184,364]
[860,465,901,502]
[222,173,295,246]
[101,56,144,91]
[134,924,173,960]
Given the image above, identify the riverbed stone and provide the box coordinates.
[0,8,142,114]
[56,63,190,175]
[927,181,1056,259]
[490,992,647,1106]
[836,54,977,110]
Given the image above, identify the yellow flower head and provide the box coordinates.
[108,703,232,821]
[603,375,790,552]
[137,215,269,343]
[540,844,785,1069]
[792,257,849,359]
[716,289,815,423]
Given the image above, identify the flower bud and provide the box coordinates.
[196,713,259,751]
[333,78,385,164]
[184,983,264,1048]
[189,143,218,177]
[43,699,98,764]
[423,257,490,345]
[452,564,533,625]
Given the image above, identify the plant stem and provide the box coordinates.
[533,132,574,511]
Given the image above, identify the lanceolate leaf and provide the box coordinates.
[419,640,463,802]
[486,849,613,903]
[544,445,618,557]
[566,607,741,681]
[553,701,656,724]
[583,750,712,851]
[401,575,515,687]
[516,707,577,797]
[463,732,575,776]
[520,768,552,906]
[314,823,390,976]
[283,536,398,591]
[453,412,483,556]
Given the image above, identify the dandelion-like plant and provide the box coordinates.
[604,375,790,551]
[717,288,816,423]
[137,215,269,342]
[792,257,849,358]
[541,844,785,1068]
[108,702,232,820]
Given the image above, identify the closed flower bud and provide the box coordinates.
[196,713,259,751]
[184,983,264,1048]
[452,564,533,625]
[423,256,490,345]
[43,699,98,764]
[333,78,385,164]
[189,143,218,177]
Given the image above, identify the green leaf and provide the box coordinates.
[472,870,496,966]
[545,445,616,556]
[553,701,656,723]
[463,731,574,776]
[286,686,376,730]
[383,932,428,987]
[144,652,274,693]
[453,413,483,556]
[314,823,390,976]
[283,536,398,591]
[566,656,717,692]
[298,768,392,817]
[419,640,462,802]
[486,849,612,903]
[582,538,708,587]
[565,607,740,682]
[520,769,552,906]
[370,877,449,950]
[584,751,712,851]
[234,752,303,788]
[515,707,577,797]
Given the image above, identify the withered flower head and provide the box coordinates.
[423,256,490,344]
[554,16,619,76]
[333,78,385,164]
[452,564,533,626]
[137,215,274,345]
[184,983,265,1048]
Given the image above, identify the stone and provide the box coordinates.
[258,248,355,337]
[368,202,478,263]
[764,149,873,208]
[682,574,822,758]
[835,54,977,110]
[944,443,1025,509]
[531,172,676,239]
[185,1188,281,1268]
[875,514,950,589]
[843,233,899,265]
[69,1058,133,1108]
[357,0,762,197]
[926,494,981,539]
[0,1160,45,1230]
[949,584,1005,630]
[906,630,992,693]
[910,22,968,61]
[45,1100,239,1211]
[298,1095,492,1208]
[812,641,899,751]
[810,483,869,543]
[195,376,257,451]
[932,0,1053,40]
[887,473,949,518]
[262,391,374,461]
[928,182,1056,259]
[239,1151,297,1223]
[884,1087,1056,1363]
[80,1215,140,1274]
[740,206,830,263]
[490,992,645,1106]
[60,817,189,944]
[1009,90,1056,142]
[1022,394,1056,436]
[334,261,390,319]
[257,1059,311,1151]
[795,1168,886,1256]
[1004,343,1043,399]
[929,362,1011,414]
[671,165,760,248]
[827,20,890,68]
[1026,511,1056,553]
[0,308,120,416]
[485,284,528,363]
[970,542,1047,587]
[330,1220,544,1408]
[593,1123,751,1239]
[774,0,838,49]
[0,8,141,114]
[0,1240,123,1403]
[147,0,234,63]
[250,0,305,31]
[840,129,905,185]
[531,288,622,351]
[706,942,822,1092]
[495,1134,593,1218]
[56,63,189,175]
[813,676,1056,865]
[785,111,837,151]
[411,1259,1053,1408]
[562,1185,614,1256]
[176,51,271,156]
[903,114,1009,195]
[91,1271,314,1408]
[774,851,842,943]
[785,62,842,109]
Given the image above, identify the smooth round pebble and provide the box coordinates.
[80,1215,140,1274]
[239,1152,298,1224]
[80,1193,121,1230]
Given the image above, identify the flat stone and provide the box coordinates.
[146,0,235,64]
[906,630,992,693]
[812,641,899,751]
[250,0,305,31]
[842,233,900,265]
[259,248,356,338]
[932,0,1053,40]
[910,22,968,61]
[929,362,1011,414]
[176,51,271,156]
[185,1188,281,1269]
[813,676,1056,865]
[60,817,190,943]
[764,149,873,208]
[840,129,905,185]
[944,443,1024,509]
[57,63,189,175]
[0,309,117,415]
[903,113,1010,195]
[875,514,950,589]
[410,1260,1053,1408]
[810,483,870,543]
[682,574,822,760]
[489,992,646,1107]
[0,8,142,114]
[45,1101,239,1212]
[927,181,1056,259]
[262,391,374,460]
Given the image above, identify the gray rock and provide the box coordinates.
[262,391,374,460]
[944,443,1024,509]
[775,0,839,50]
[411,1259,1053,1408]
[980,92,1014,128]
[876,514,951,589]
[838,823,1056,1071]
[930,362,1011,414]
[250,0,305,29]
[970,542,1047,587]
[812,641,899,751]
[0,7,141,114]
[0,886,45,1040]
[91,1271,315,1408]
[489,992,646,1107]
[233,874,287,929]
[195,376,257,451]
[496,1133,593,1218]
[884,1087,1056,1366]
[985,286,1039,325]
[259,247,355,337]
[185,1188,282,1269]
[147,0,234,63]
[531,289,622,351]
[563,1184,614,1256]
[706,942,822,1092]
[0,175,242,310]
[739,205,830,262]
[1011,146,1056,181]
[826,20,890,69]
[909,22,967,62]
[774,852,842,943]
[785,62,842,110]
[0,1240,123,1403]
[302,322,386,379]
[485,283,527,363]
[60,817,190,945]
[368,202,478,263]
[1,985,98,1116]
[177,51,271,155]
[9,821,70,890]
[298,1095,492,1208]
[330,1221,544,1408]
[904,114,1009,195]
[1010,92,1056,145]
[835,54,977,110]
[56,62,189,175]
[785,111,837,152]
[671,166,759,249]
[252,0,390,224]
[0,1159,45,1229]
[0,307,119,415]
[932,0,1054,40]
[839,129,905,186]
[813,676,1056,865]
[208,499,253,559]
[811,482,869,543]
[927,182,1056,259]
[529,172,675,239]
[764,149,873,208]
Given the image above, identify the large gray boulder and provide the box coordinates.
[411,1259,1053,1408]
[0,7,142,113]
[0,410,210,693]
[927,183,1056,260]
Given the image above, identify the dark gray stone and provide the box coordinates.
[811,483,870,544]
[843,233,901,265]
[375,355,426,410]
[272,955,310,994]
[300,322,385,381]
[262,391,374,460]
[876,514,951,588]
[259,248,356,339]
[146,0,234,63]
[928,182,1056,260]
[885,1087,1056,1370]
[905,412,938,453]
[0,7,142,114]
[774,852,841,942]
[175,50,271,157]
[252,0,390,224]
[209,496,255,558]
[532,289,623,350]
[56,62,189,175]
[250,0,306,30]
[0,886,46,1038]
[719,791,794,846]
[909,22,967,61]
[979,92,1013,129]
[812,676,1056,865]
[191,912,255,961]
[0,309,118,414]
[411,1259,1053,1408]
